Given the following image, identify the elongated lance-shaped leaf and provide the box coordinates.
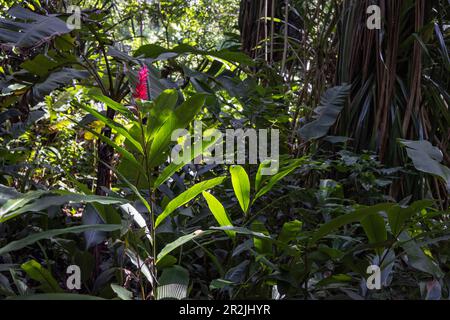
[0,224,122,255]
[111,284,133,300]
[0,192,126,223]
[253,158,304,202]
[230,165,250,214]
[202,192,235,238]
[88,93,135,118]
[155,176,227,228]
[309,203,395,245]
[0,190,47,217]
[156,230,214,263]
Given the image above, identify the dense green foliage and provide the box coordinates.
[0,0,448,300]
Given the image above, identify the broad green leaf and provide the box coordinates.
[155,176,227,228]
[251,221,272,255]
[146,89,179,142]
[398,232,444,279]
[202,191,234,238]
[309,203,395,245]
[156,230,214,263]
[32,68,89,100]
[278,220,303,243]
[147,94,206,168]
[21,260,63,293]
[134,43,172,59]
[399,139,450,192]
[0,224,122,255]
[111,284,133,300]
[155,255,177,269]
[360,212,387,256]
[387,200,434,237]
[230,165,250,214]
[134,43,254,66]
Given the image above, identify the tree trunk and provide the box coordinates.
[95,107,116,196]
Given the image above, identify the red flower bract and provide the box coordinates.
[133,65,149,100]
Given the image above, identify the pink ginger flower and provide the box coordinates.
[133,65,149,100]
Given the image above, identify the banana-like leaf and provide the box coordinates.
[299,84,351,140]
[0,7,72,48]
[32,68,89,101]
